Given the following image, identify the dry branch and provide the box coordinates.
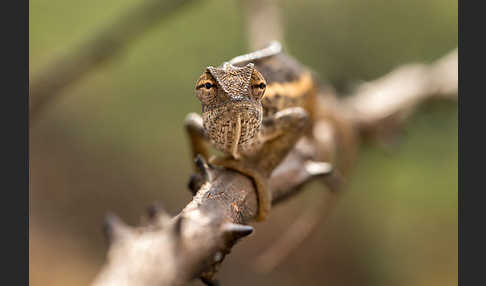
[253,190,338,273]
[91,155,329,286]
[91,49,457,286]
[251,49,459,270]
[242,0,284,50]
[345,48,458,142]
[29,0,201,123]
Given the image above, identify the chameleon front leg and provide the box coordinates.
[211,107,310,221]
[184,113,211,170]
[257,107,310,172]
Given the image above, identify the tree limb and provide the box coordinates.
[90,48,457,286]
[91,155,329,286]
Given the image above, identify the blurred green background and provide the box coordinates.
[29,0,457,285]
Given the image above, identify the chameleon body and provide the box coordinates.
[186,42,319,221]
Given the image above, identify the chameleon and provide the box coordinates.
[185,41,323,221]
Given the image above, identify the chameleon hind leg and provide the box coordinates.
[184,113,211,170]
[211,107,309,221]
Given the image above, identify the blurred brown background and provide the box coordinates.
[29,0,457,285]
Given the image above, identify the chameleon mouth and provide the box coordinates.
[203,102,262,156]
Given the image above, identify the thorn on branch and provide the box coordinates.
[222,223,254,244]
[188,155,215,195]
[103,212,132,245]
[200,277,220,286]
[172,215,184,237]
[147,203,161,220]
[304,161,333,176]
[188,173,203,195]
[146,202,171,226]
[195,154,214,182]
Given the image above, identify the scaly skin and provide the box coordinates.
[185,42,318,221]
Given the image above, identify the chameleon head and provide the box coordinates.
[194,62,267,157]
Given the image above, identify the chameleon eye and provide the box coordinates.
[250,81,266,101]
[205,82,212,89]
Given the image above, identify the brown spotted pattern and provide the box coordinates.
[202,102,263,156]
[195,48,317,158]
[196,63,266,157]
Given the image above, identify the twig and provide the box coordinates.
[241,0,284,50]
[29,0,201,123]
[253,190,339,273]
[344,48,458,142]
